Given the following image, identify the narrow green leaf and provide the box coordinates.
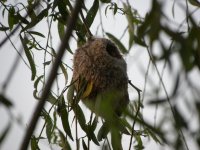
[67,83,75,104]
[52,0,59,11]
[47,93,58,105]
[147,128,162,144]
[106,33,128,54]
[119,118,132,132]
[58,129,72,150]
[100,0,111,3]
[20,35,36,80]
[82,139,88,150]
[27,2,37,21]
[58,0,69,21]
[111,129,122,150]
[17,12,29,24]
[148,98,168,105]
[74,104,86,131]
[128,28,134,49]
[22,7,49,31]
[58,96,74,140]
[43,61,51,66]
[188,0,200,7]
[113,3,118,15]
[172,0,175,18]
[174,106,188,129]
[33,90,40,100]
[8,7,15,30]
[133,35,146,47]
[60,63,68,85]
[85,0,99,28]
[45,114,53,143]
[172,74,180,97]
[34,75,43,89]
[57,21,65,40]
[88,127,100,145]
[97,122,109,141]
[117,119,130,135]
[105,5,110,16]
[0,26,9,31]
[134,134,144,150]
[0,94,13,108]
[91,116,98,131]
[40,110,54,143]
[36,7,49,20]
[124,4,135,49]
[57,21,73,54]
[1,0,7,3]
[31,136,40,150]
[0,122,11,145]
[29,31,45,38]
[33,75,43,100]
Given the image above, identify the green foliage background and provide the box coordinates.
[0,0,200,149]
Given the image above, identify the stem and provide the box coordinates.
[145,42,189,150]
[128,80,142,150]
[75,104,79,150]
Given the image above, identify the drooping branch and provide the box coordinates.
[19,1,83,149]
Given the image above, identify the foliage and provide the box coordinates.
[0,0,200,150]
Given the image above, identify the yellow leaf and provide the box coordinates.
[81,81,93,99]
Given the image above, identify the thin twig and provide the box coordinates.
[141,59,151,103]
[1,31,28,92]
[154,40,174,127]
[185,0,190,31]
[79,9,93,38]
[19,1,83,149]
[128,80,142,92]
[99,5,105,37]
[37,79,77,142]
[119,26,128,40]
[145,43,189,150]
[106,137,112,150]
[128,80,142,150]
[75,103,79,150]
[1,27,30,69]
[140,59,151,128]
[44,13,54,88]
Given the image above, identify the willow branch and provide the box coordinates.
[19,1,83,149]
